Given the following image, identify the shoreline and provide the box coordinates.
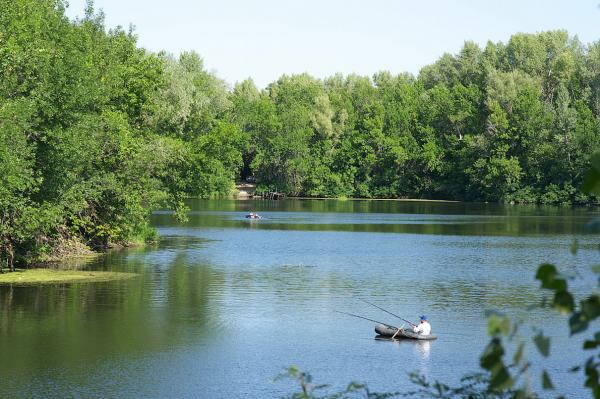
[234,183,461,203]
[235,193,462,202]
[287,196,461,203]
[0,269,139,285]
[6,240,151,276]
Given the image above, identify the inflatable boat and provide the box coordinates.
[375,324,438,340]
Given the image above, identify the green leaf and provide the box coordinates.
[542,370,554,390]
[584,356,600,390]
[479,337,514,390]
[553,290,575,313]
[480,338,505,369]
[534,332,551,357]
[536,263,557,284]
[513,342,525,365]
[592,265,600,275]
[584,340,598,350]
[581,295,600,321]
[550,278,567,292]
[536,264,567,291]
[489,365,513,391]
[487,313,511,336]
[570,312,589,335]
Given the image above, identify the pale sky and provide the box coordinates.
[65,0,600,88]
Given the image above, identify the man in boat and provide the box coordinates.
[412,315,431,335]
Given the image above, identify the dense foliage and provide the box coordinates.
[0,0,243,267]
[240,35,600,203]
[2,0,600,266]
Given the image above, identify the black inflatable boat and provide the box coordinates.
[375,324,438,340]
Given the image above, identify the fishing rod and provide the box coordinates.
[334,310,397,329]
[359,299,417,327]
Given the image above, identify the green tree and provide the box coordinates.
[0,100,39,270]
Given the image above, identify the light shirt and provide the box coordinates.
[413,321,431,335]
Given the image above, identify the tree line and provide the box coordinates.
[2,0,600,266]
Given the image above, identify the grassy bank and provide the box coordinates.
[0,269,139,285]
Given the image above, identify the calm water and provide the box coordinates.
[1,199,599,398]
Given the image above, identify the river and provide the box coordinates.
[1,199,598,398]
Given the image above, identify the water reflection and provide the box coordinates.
[152,199,599,237]
[0,199,596,398]
[415,340,431,361]
[179,198,600,218]
[0,247,224,378]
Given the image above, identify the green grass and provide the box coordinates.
[0,269,138,285]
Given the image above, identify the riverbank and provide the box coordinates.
[290,196,461,202]
[234,190,461,202]
[0,269,138,285]
[234,182,465,202]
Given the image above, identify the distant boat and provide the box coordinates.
[245,213,262,219]
[375,324,438,340]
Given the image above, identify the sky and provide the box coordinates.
[64,0,600,88]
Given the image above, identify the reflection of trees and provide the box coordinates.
[226,219,588,236]
[180,199,599,218]
[152,199,594,237]
[0,248,224,375]
[422,281,539,310]
[166,253,224,325]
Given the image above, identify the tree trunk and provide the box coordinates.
[7,240,14,272]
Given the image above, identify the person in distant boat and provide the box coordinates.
[412,315,431,335]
